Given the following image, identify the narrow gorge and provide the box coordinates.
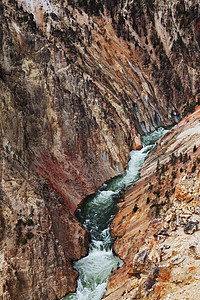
[0,0,199,299]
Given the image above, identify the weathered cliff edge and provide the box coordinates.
[104,106,200,300]
[0,0,200,298]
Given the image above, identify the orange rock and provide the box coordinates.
[157,268,172,282]
[189,266,197,272]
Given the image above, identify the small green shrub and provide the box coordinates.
[165,190,169,199]
[172,170,177,179]
[156,160,160,172]
[192,163,196,173]
[153,188,160,197]
[22,238,27,245]
[183,153,188,163]
[16,219,23,226]
[174,79,182,91]
[179,152,183,162]
[161,165,165,174]
[5,145,9,154]
[170,153,177,165]
[155,205,160,216]
[17,231,22,238]
[133,204,139,213]
[26,231,34,240]
[26,219,34,226]
[148,183,153,190]
[193,145,197,153]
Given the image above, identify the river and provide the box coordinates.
[64,127,168,300]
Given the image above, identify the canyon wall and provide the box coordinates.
[0,152,90,299]
[104,106,200,299]
[0,0,199,298]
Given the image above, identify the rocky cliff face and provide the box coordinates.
[104,106,200,299]
[1,0,199,211]
[0,0,200,299]
[0,148,90,299]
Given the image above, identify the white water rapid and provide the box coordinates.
[64,127,168,300]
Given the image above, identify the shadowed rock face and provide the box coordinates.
[0,152,90,299]
[0,0,200,299]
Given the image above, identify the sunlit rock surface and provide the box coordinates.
[104,107,200,299]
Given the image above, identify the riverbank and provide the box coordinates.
[104,106,200,299]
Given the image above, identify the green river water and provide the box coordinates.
[64,127,168,300]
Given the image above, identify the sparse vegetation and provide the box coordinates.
[174,78,182,91]
[193,145,197,153]
[183,153,188,163]
[165,190,169,199]
[185,102,196,114]
[153,188,160,198]
[26,219,34,226]
[170,153,177,165]
[133,204,139,213]
[197,96,200,106]
[22,238,27,245]
[161,165,165,174]
[26,231,34,240]
[171,170,177,179]
[191,163,196,173]
[15,218,34,245]
[148,183,153,190]
[156,160,160,172]
[179,152,183,162]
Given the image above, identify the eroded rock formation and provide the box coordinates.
[104,107,200,299]
[0,149,90,299]
[0,0,200,298]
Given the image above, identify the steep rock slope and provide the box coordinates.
[1,0,199,211]
[104,106,200,299]
[0,149,90,299]
[0,0,199,298]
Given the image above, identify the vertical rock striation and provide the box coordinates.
[1,0,199,211]
[0,150,90,299]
